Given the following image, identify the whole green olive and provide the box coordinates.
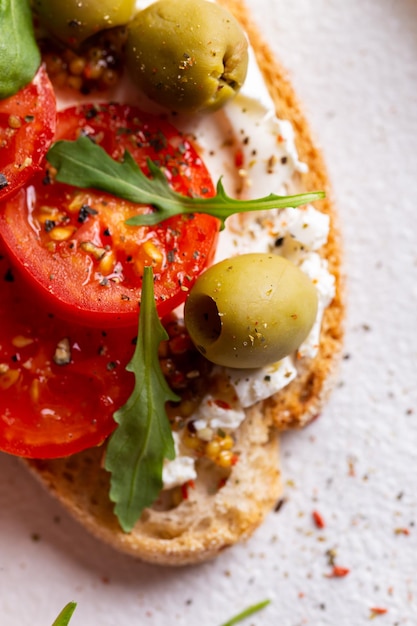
[125,0,248,113]
[184,253,318,369]
[33,0,136,48]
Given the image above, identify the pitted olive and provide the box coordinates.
[125,0,248,113]
[184,253,318,369]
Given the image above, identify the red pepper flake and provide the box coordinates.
[312,510,326,529]
[181,479,195,500]
[325,566,350,578]
[214,399,232,410]
[234,148,244,168]
[394,527,410,535]
[370,607,388,618]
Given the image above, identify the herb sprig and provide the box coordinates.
[47,136,325,229]
[104,266,179,532]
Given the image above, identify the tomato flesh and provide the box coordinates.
[0,66,56,201]
[0,239,135,458]
[0,103,219,327]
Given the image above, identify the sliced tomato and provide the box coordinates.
[0,103,219,327]
[0,65,56,202]
[0,239,135,458]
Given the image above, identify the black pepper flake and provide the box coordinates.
[103,227,111,237]
[275,237,285,247]
[148,133,168,152]
[0,173,8,189]
[43,170,52,185]
[78,204,98,223]
[281,156,288,164]
[85,106,99,119]
[167,250,176,263]
[24,115,35,123]
[44,219,56,233]
[274,497,287,512]
[107,361,117,371]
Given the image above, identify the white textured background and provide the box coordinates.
[1,0,416,624]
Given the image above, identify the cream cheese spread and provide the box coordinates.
[159,12,335,487]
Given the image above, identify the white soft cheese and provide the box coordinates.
[297,253,336,358]
[273,206,331,251]
[190,357,297,439]
[223,356,297,409]
[162,432,197,490]
[193,395,246,440]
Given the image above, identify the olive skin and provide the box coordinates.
[184,253,318,369]
[33,0,136,48]
[125,0,248,113]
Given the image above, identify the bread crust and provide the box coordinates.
[26,0,344,565]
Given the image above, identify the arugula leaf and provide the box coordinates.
[51,602,77,626]
[219,599,271,626]
[47,136,325,229]
[104,266,179,532]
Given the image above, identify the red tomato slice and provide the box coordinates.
[0,103,219,327]
[0,239,135,458]
[0,65,56,202]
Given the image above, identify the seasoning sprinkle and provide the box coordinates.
[325,565,350,578]
[312,510,326,529]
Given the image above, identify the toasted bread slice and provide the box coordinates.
[26,0,344,565]
[27,403,281,565]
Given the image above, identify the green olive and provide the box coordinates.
[125,0,248,113]
[33,0,136,48]
[184,253,318,369]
